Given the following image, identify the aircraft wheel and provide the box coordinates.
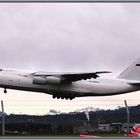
[4,88,7,93]
[70,96,75,100]
[53,95,56,98]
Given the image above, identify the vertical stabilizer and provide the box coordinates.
[118,58,140,80]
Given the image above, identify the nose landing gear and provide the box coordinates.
[4,88,7,93]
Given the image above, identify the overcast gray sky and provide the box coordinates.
[0,3,140,115]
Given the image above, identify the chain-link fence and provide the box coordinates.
[0,99,140,136]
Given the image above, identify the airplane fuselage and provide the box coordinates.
[0,69,139,99]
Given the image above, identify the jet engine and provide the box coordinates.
[33,76,46,85]
[33,76,61,85]
[46,76,61,84]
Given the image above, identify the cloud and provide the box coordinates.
[0,4,139,71]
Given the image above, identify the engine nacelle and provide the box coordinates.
[33,76,46,85]
[33,76,61,85]
[46,76,61,85]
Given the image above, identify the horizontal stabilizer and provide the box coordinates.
[127,80,140,86]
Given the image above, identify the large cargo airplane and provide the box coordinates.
[1,58,140,100]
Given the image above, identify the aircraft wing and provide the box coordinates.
[33,71,111,82]
[59,71,111,81]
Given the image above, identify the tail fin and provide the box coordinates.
[118,58,140,80]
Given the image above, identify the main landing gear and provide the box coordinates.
[52,95,75,100]
[4,88,7,93]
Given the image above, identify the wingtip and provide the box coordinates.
[96,71,112,74]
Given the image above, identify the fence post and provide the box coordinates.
[1,100,5,136]
[124,100,130,136]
